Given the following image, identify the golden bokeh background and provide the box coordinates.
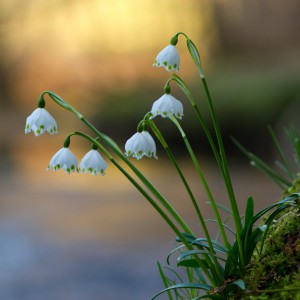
[1,1,300,299]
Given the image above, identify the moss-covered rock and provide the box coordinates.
[240,207,300,299]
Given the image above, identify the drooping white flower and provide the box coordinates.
[151,93,183,119]
[80,149,107,176]
[25,108,57,136]
[47,147,78,174]
[153,45,180,72]
[125,131,157,160]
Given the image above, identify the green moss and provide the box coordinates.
[240,207,300,299]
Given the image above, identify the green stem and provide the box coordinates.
[184,35,244,267]
[169,115,230,251]
[172,73,236,235]
[43,92,219,282]
[44,91,192,236]
[200,72,244,270]
[68,130,216,285]
[147,119,223,283]
[268,125,295,180]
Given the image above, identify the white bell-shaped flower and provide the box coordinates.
[47,147,78,174]
[151,93,183,119]
[25,108,57,136]
[125,131,157,160]
[80,149,107,176]
[153,45,180,72]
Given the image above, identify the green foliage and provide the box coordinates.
[241,207,300,300]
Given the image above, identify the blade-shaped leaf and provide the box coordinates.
[151,283,212,300]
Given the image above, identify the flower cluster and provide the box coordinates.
[25,40,183,168]
[46,147,108,175]
[25,108,107,175]
[125,41,183,160]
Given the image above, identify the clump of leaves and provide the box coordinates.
[153,128,300,300]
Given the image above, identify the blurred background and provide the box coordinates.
[1,0,300,299]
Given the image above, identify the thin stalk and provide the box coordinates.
[183,37,245,267]
[184,38,244,265]
[69,130,216,285]
[169,115,230,251]
[148,119,223,283]
[268,125,295,180]
[200,75,245,269]
[232,137,291,188]
[44,91,219,284]
[45,91,193,235]
[172,74,237,243]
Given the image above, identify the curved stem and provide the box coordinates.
[43,91,192,235]
[169,115,230,251]
[147,119,223,283]
[172,74,235,205]
[200,76,244,269]
[183,35,245,269]
[68,130,216,285]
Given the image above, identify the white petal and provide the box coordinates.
[25,108,57,136]
[80,149,107,176]
[141,131,157,159]
[151,94,183,119]
[153,45,180,72]
[125,131,157,159]
[47,147,78,174]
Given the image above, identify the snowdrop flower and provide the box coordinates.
[153,45,180,72]
[125,131,157,160]
[47,147,78,174]
[25,108,57,136]
[80,149,107,176]
[151,93,183,119]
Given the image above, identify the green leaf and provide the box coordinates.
[253,193,299,222]
[157,262,173,300]
[229,279,246,290]
[231,137,291,188]
[102,132,122,152]
[176,232,197,243]
[206,202,232,215]
[172,74,192,99]
[205,219,235,236]
[244,197,254,228]
[177,250,227,265]
[178,258,202,268]
[151,283,212,300]
[186,38,201,68]
[268,126,295,180]
[166,246,185,265]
